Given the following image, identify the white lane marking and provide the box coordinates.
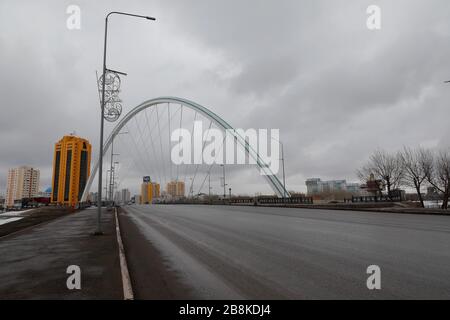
[115,208,134,300]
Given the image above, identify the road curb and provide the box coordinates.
[115,207,134,300]
[224,203,450,216]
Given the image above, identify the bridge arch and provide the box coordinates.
[81,97,289,201]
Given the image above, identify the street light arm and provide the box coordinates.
[107,11,156,21]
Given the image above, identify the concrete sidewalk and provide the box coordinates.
[0,208,123,299]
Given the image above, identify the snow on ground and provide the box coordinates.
[0,209,32,216]
[0,217,24,226]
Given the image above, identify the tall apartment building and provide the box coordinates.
[115,188,131,205]
[51,135,91,207]
[141,181,160,204]
[166,180,185,198]
[5,166,40,207]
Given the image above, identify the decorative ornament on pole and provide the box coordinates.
[98,70,123,122]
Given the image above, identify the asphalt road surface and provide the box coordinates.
[120,205,450,299]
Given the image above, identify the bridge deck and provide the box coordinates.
[120,204,450,299]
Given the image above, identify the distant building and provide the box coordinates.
[166,181,185,198]
[6,166,40,208]
[141,179,160,204]
[305,178,322,195]
[360,173,384,196]
[51,135,92,207]
[37,187,52,198]
[425,186,440,200]
[321,180,347,193]
[89,192,98,203]
[346,183,362,195]
[306,178,362,196]
[133,195,141,204]
[115,188,131,205]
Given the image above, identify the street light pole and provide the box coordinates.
[108,142,121,202]
[189,178,194,198]
[270,137,288,198]
[111,161,119,204]
[108,139,114,201]
[221,164,226,199]
[105,169,109,201]
[109,131,128,202]
[208,174,211,202]
[96,12,155,235]
[280,142,287,198]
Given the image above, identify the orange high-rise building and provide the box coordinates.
[51,135,91,207]
[141,181,160,204]
[166,180,185,198]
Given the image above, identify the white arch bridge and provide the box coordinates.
[81,97,289,201]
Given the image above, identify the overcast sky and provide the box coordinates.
[1,0,450,196]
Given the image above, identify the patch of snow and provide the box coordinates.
[0,217,24,226]
[0,209,32,216]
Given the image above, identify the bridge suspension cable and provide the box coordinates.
[81,97,289,202]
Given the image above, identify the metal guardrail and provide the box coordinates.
[351,195,402,203]
[257,197,313,205]
[125,196,314,206]
[230,198,254,204]
[229,197,313,205]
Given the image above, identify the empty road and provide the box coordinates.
[119,205,450,299]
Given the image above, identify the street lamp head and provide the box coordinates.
[146,16,156,21]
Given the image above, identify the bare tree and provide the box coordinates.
[400,147,431,208]
[358,149,404,199]
[424,149,450,210]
